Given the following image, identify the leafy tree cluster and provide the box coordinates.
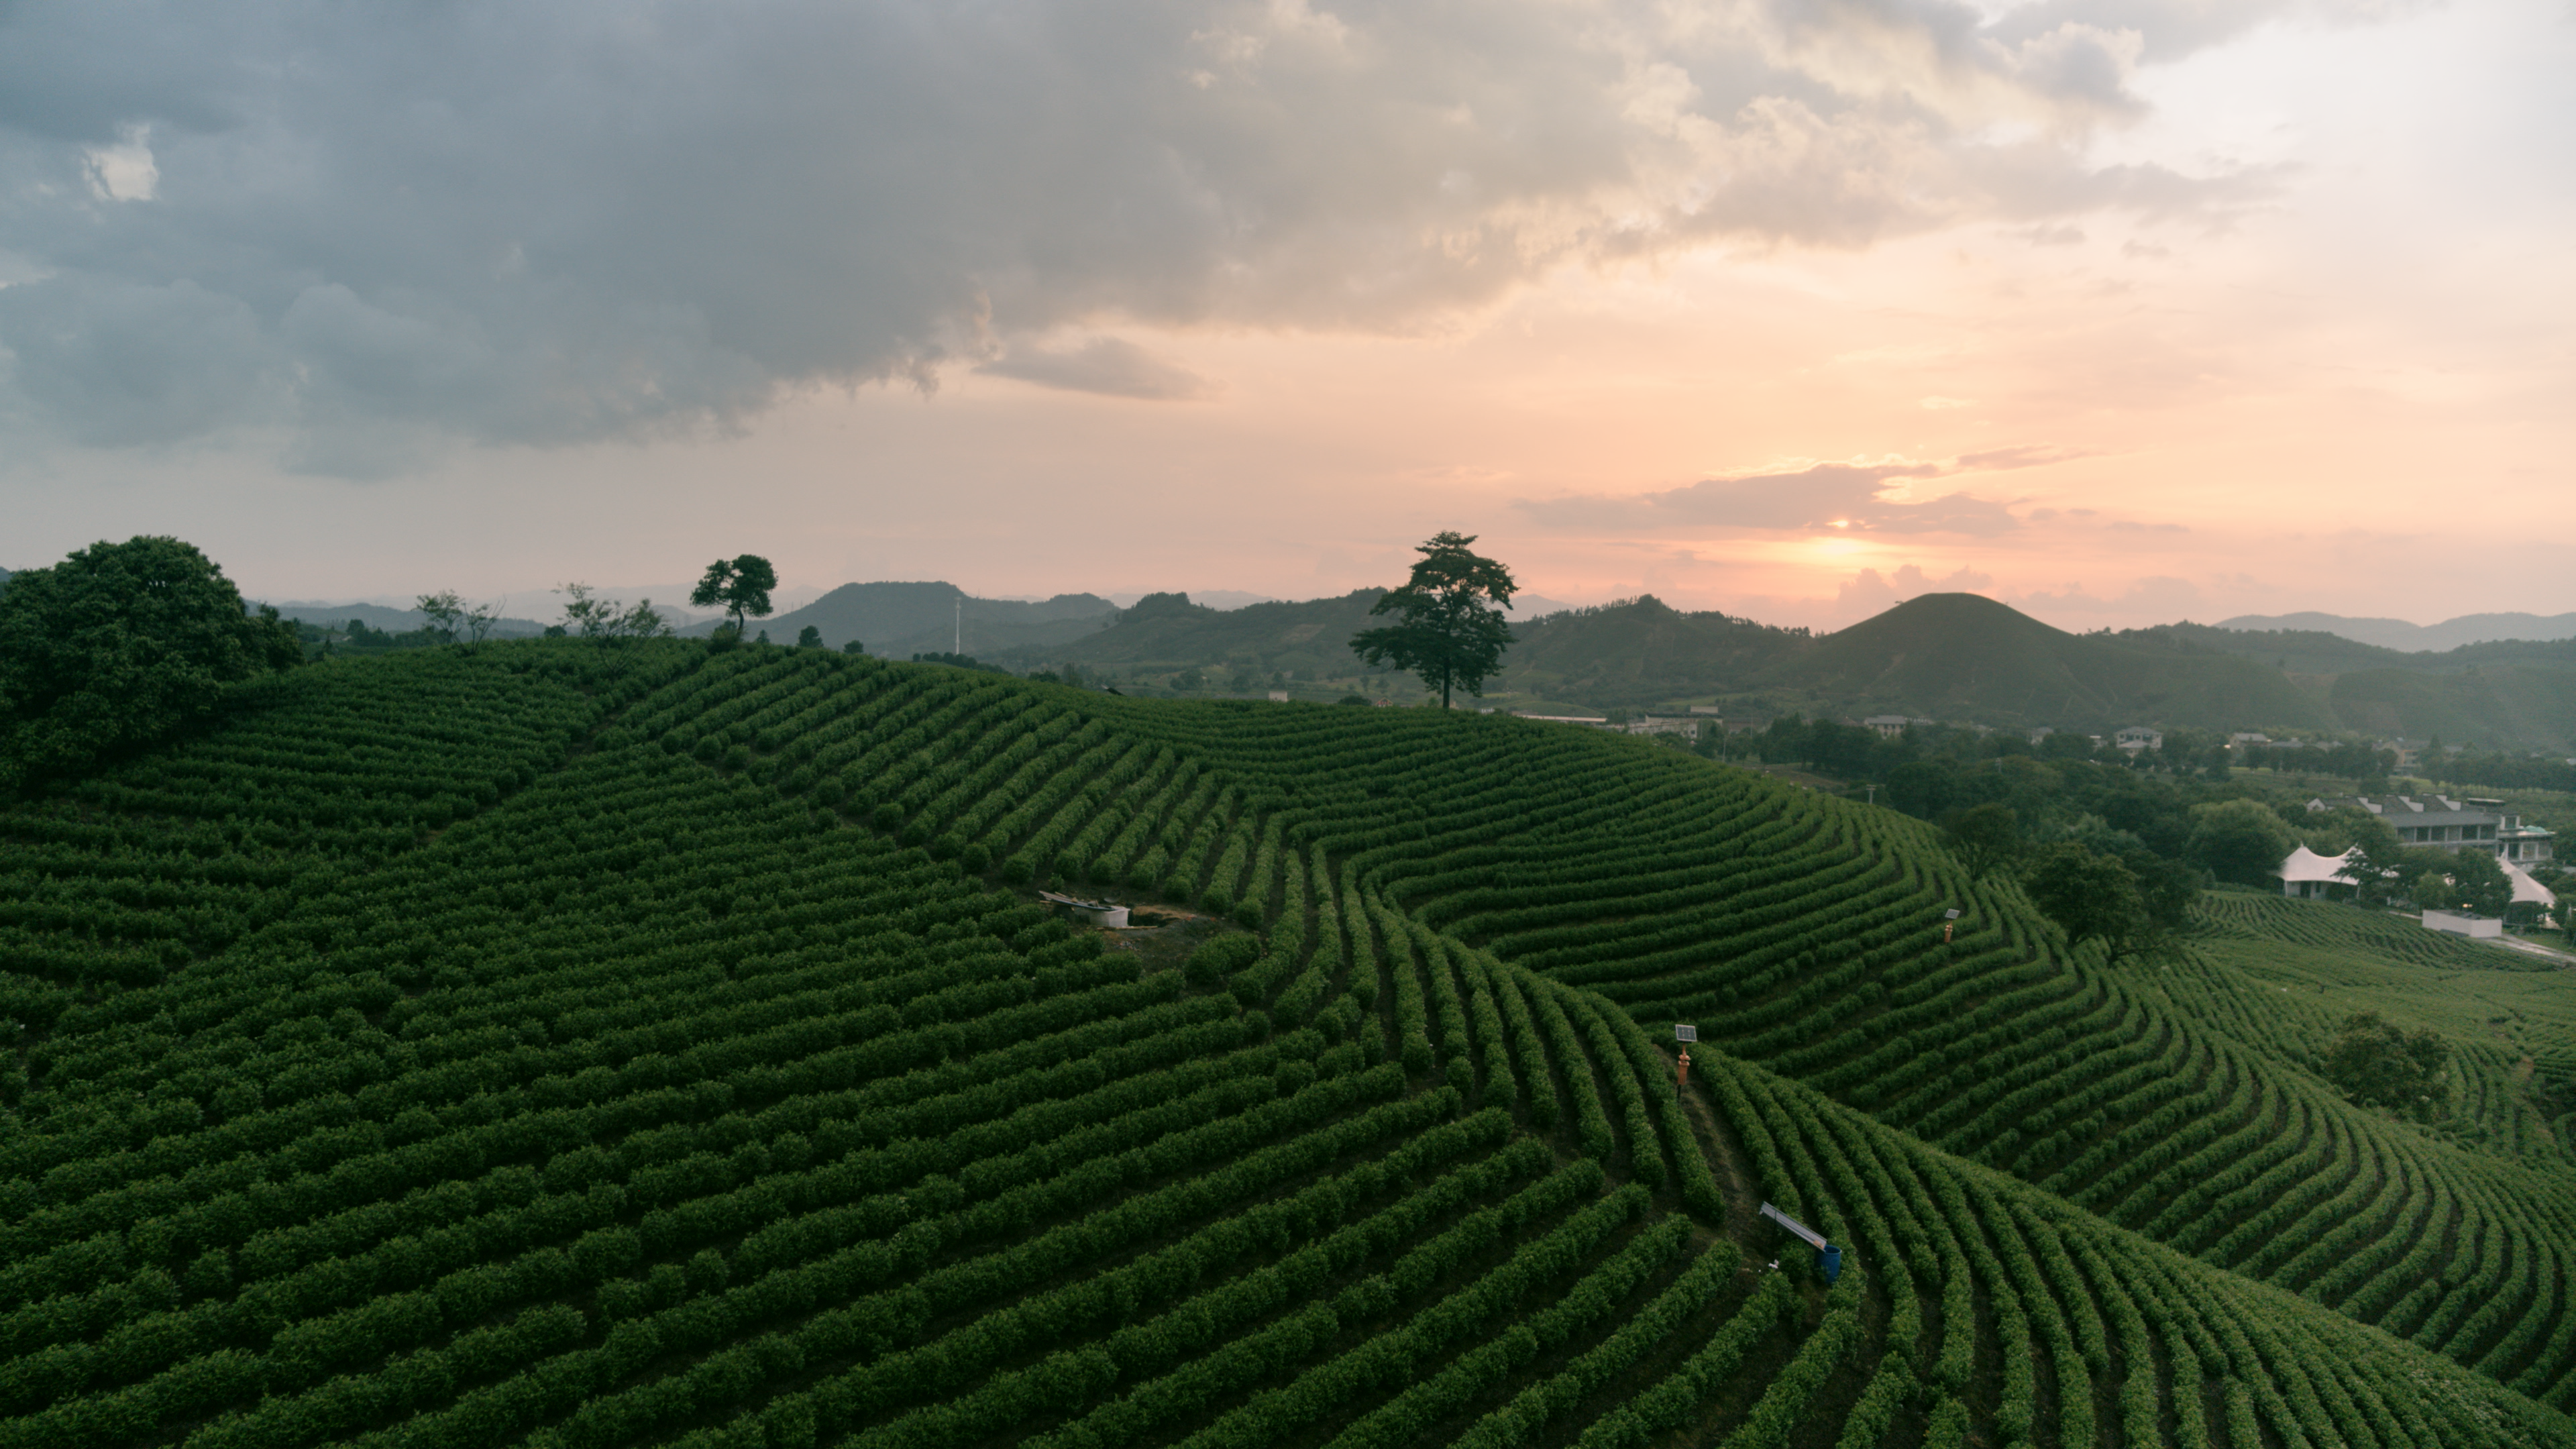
[0,537,302,794]
[2322,1012,2452,1118]
[1733,715,2402,802]
[414,590,504,647]
[555,584,672,645]
[1943,805,2198,961]
[304,616,453,655]
[2418,745,2576,794]
[2235,739,2398,779]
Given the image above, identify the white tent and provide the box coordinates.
[2277,845,2365,900]
[2500,855,2558,908]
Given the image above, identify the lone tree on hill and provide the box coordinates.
[0,536,302,794]
[690,554,778,637]
[1349,531,1517,710]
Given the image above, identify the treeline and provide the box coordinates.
[2424,747,2576,794]
[1727,714,2391,791]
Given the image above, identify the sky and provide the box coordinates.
[1,0,2570,633]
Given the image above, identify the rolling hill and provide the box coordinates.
[3,642,2571,1445]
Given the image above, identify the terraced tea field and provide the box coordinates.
[1,642,2569,1446]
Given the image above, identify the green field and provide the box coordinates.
[3,642,2571,1446]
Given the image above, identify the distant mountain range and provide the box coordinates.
[2215,610,2576,652]
[689,581,1118,657]
[975,588,2576,751]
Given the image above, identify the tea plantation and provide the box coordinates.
[2,641,2569,1446]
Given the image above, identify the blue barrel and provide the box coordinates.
[1817,1245,1843,1284]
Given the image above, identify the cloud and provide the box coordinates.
[0,1,2276,472]
[977,337,1217,401]
[1517,447,2076,536]
[1837,561,1998,615]
[2009,574,2206,616]
[1982,0,2418,65]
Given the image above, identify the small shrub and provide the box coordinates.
[1185,933,1263,989]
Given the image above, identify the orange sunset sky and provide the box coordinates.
[2,0,2569,632]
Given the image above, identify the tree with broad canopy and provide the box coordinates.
[0,536,302,794]
[2323,1012,2452,1117]
[1348,531,1517,710]
[690,555,778,636]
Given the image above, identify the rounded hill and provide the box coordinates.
[1781,592,2334,732]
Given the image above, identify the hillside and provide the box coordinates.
[1,645,2571,1446]
[1486,596,1809,708]
[696,581,1118,656]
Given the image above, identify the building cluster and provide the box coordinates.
[2304,794,2554,863]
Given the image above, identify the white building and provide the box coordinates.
[2114,727,2164,753]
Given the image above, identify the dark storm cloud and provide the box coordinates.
[0,0,2267,472]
